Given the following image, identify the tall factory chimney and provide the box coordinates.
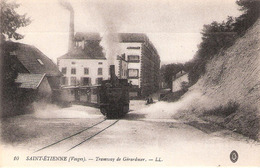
[60,0,74,52]
[68,9,74,51]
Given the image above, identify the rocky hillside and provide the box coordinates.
[174,18,260,140]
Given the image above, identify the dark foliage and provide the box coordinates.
[2,51,35,117]
[1,1,33,117]
[0,0,31,40]
[160,63,184,89]
[187,0,260,85]
[2,43,21,116]
[234,0,260,35]
[203,101,240,117]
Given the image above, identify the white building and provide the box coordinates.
[172,71,189,92]
[57,33,127,86]
[58,58,108,86]
[119,42,142,87]
[57,33,160,97]
[119,33,161,97]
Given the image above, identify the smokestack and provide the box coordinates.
[60,0,74,52]
[69,10,74,51]
[109,65,118,86]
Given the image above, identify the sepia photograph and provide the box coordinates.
[0,0,260,167]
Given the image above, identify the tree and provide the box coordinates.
[234,0,260,35]
[0,0,31,41]
[187,0,260,85]
[1,1,31,116]
[161,63,184,89]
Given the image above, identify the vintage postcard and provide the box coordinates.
[1,0,260,167]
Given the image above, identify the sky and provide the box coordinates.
[15,0,242,65]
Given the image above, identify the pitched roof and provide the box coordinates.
[15,73,46,89]
[58,47,106,59]
[174,71,188,80]
[118,33,148,43]
[74,32,148,43]
[59,33,159,59]
[74,32,101,41]
[3,41,62,76]
[59,38,106,59]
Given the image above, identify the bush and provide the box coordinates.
[160,89,188,102]
[203,101,239,117]
[224,106,260,140]
[181,81,189,91]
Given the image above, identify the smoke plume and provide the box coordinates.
[59,0,74,12]
[92,1,129,65]
[137,91,209,119]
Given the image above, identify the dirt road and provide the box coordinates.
[1,100,260,167]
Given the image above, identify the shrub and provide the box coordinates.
[203,101,239,117]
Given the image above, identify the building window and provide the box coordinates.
[61,77,68,85]
[81,77,91,86]
[121,53,126,60]
[70,89,75,95]
[128,55,140,62]
[128,69,139,78]
[37,59,44,65]
[71,61,76,64]
[127,46,141,50]
[96,77,103,84]
[93,88,98,95]
[84,68,89,75]
[98,62,103,65]
[70,77,77,85]
[61,67,67,74]
[71,68,76,74]
[10,51,16,55]
[98,68,102,75]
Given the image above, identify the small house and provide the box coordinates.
[2,41,62,116]
[172,70,189,92]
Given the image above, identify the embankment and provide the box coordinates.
[174,19,260,140]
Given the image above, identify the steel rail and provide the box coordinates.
[66,120,119,152]
[33,119,107,153]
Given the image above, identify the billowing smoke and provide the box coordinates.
[136,91,211,120]
[59,0,73,12]
[92,1,129,65]
[33,101,101,118]
[101,30,121,66]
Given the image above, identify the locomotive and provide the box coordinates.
[99,65,130,119]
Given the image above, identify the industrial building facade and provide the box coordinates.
[57,33,160,97]
[119,33,161,97]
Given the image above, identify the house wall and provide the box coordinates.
[59,87,99,104]
[172,74,189,92]
[37,77,52,98]
[58,39,160,97]
[58,58,126,86]
[140,43,160,97]
[118,42,160,97]
[58,59,109,86]
[120,42,142,86]
[47,76,61,90]
[117,58,128,79]
[59,88,75,102]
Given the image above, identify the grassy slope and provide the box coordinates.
[174,19,260,140]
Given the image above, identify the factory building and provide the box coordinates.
[119,33,161,97]
[57,4,160,97]
[57,32,160,97]
[57,33,127,87]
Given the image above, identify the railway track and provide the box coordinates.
[33,119,119,153]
